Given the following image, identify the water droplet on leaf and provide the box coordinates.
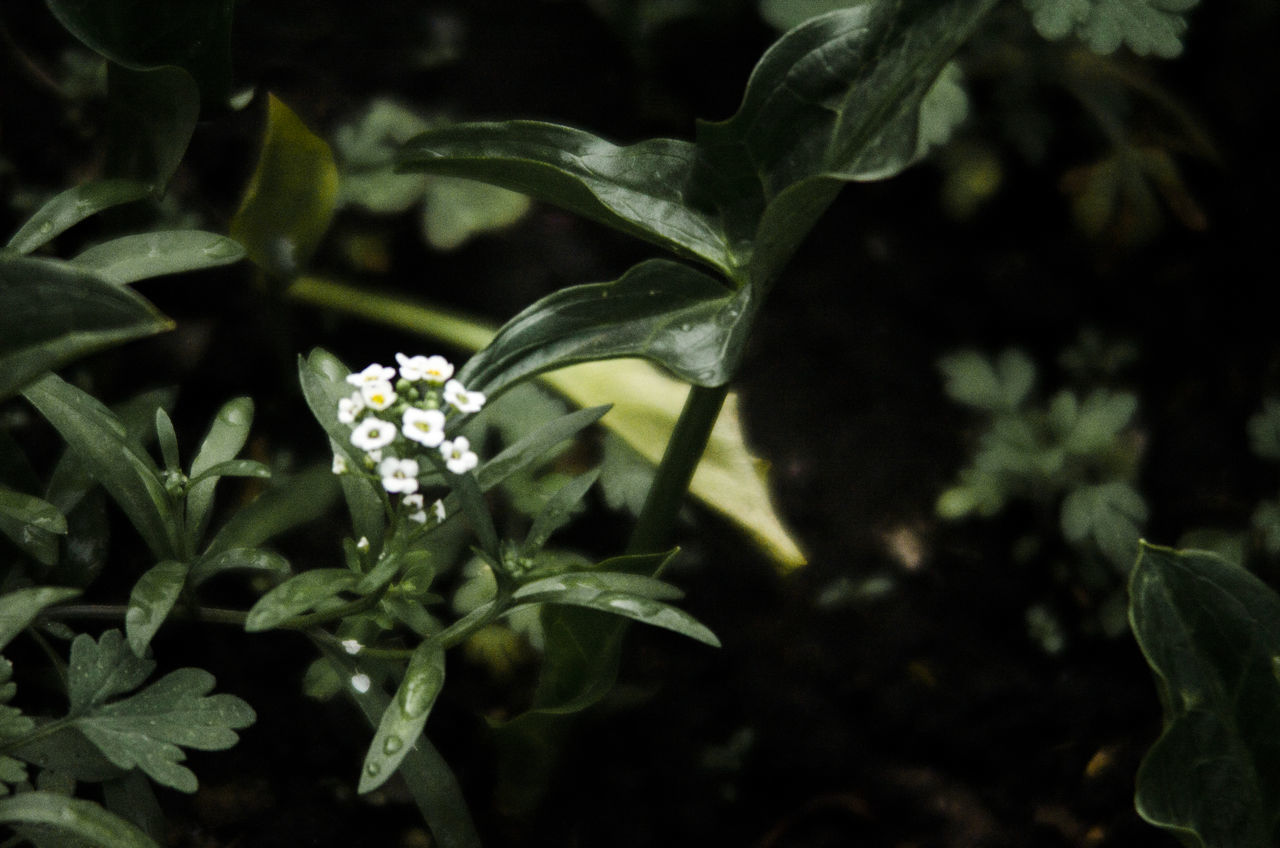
[383,735,404,755]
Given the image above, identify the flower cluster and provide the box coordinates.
[332,353,486,523]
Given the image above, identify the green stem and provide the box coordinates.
[37,604,248,627]
[627,382,730,555]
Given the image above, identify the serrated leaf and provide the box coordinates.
[0,587,81,651]
[67,631,155,715]
[1023,0,1196,58]
[231,95,339,277]
[458,259,749,394]
[6,180,151,255]
[1061,389,1137,455]
[74,667,255,793]
[938,348,1036,411]
[0,256,173,401]
[334,99,433,213]
[1061,482,1147,571]
[72,230,244,285]
[358,641,445,794]
[125,561,188,656]
[0,792,159,848]
[185,397,254,547]
[1129,544,1280,847]
[22,374,181,559]
[244,569,361,632]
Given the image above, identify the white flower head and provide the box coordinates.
[347,363,395,386]
[360,380,397,411]
[341,639,363,655]
[350,673,372,693]
[351,417,397,451]
[440,437,479,474]
[397,353,454,384]
[331,453,349,475]
[443,379,485,414]
[337,392,365,425]
[380,457,420,494]
[402,406,446,447]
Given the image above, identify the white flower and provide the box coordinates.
[432,499,447,522]
[380,457,420,494]
[403,494,424,511]
[443,379,485,413]
[397,353,454,384]
[440,437,479,474]
[408,508,428,524]
[351,417,397,451]
[337,392,364,424]
[331,453,349,475]
[360,380,397,411]
[347,363,395,386]
[341,639,363,655]
[402,407,446,447]
[356,536,370,552]
[350,673,371,693]
[364,449,382,465]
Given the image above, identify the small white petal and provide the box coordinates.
[350,673,372,693]
[341,639,363,655]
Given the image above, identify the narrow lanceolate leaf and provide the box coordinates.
[22,374,180,560]
[511,587,719,647]
[231,95,339,277]
[398,124,735,274]
[6,180,151,255]
[1129,544,1280,848]
[512,570,685,603]
[244,569,361,632]
[0,586,81,651]
[0,792,159,848]
[188,547,290,589]
[125,561,188,656]
[358,641,445,794]
[0,256,173,400]
[186,397,255,546]
[521,470,600,557]
[458,259,751,395]
[72,230,245,285]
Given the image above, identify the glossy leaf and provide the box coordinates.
[0,792,158,848]
[398,124,734,273]
[510,587,718,647]
[185,397,255,546]
[0,256,173,400]
[73,230,245,285]
[0,486,67,566]
[513,570,685,603]
[244,569,361,632]
[188,547,291,589]
[22,374,180,560]
[154,408,180,474]
[186,460,270,487]
[1129,544,1280,847]
[203,466,339,558]
[358,641,445,793]
[104,64,200,187]
[459,259,749,395]
[44,0,235,103]
[231,95,339,277]
[6,180,151,255]
[0,586,81,651]
[125,561,188,656]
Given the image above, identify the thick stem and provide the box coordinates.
[626,382,730,556]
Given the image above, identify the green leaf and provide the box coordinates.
[6,180,151,255]
[420,177,531,251]
[513,570,685,603]
[0,587,81,651]
[231,95,339,276]
[74,664,255,793]
[185,397,254,546]
[459,259,749,395]
[244,569,361,632]
[358,641,445,794]
[475,406,612,495]
[203,466,340,558]
[104,64,200,187]
[43,0,235,103]
[521,470,599,557]
[0,792,159,848]
[510,586,719,647]
[1129,544,1280,847]
[186,460,270,487]
[938,348,1036,412]
[759,0,869,31]
[68,630,155,714]
[72,230,245,285]
[22,374,181,560]
[188,547,291,589]
[334,99,433,213]
[1061,482,1148,571]
[0,256,173,400]
[1022,0,1197,58]
[1248,399,1280,461]
[0,486,67,566]
[124,561,188,656]
[398,124,734,274]
[154,408,180,474]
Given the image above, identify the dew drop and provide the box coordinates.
[383,735,404,755]
[39,221,53,234]
[365,762,382,778]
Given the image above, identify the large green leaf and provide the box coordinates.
[43,0,235,104]
[21,374,181,560]
[459,259,749,395]
[72,230,244,285]
[231,95,339,277]
[1128,544,1280,847]
[0,792,158,848]
[0,256,172,400]
[6,180,151,255]
[243,569,361,632]
[0,587,81,651]
[104,64,200,187]
[358,641,445,794]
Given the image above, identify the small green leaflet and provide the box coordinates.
[1022,0,1197,58]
